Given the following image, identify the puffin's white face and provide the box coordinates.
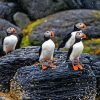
[7,27,17,34]
[75,23,87,30]
[44,31,55,38]
[75,32,87,39]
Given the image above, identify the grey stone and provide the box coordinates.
[96,0,100,9]
[0,2,18,22]
[17,0,98,19]
[17,0,68,19]
[81,54,100,97]
[13,12,30,29]
[92,61,100,96]
[0,46,39,92]
[11,52,97,99]
[64,0,96,9]
[29,10,100,45]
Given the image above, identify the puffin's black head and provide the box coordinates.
[75,31,87,42]
[74,23,87,31]
[44,31,55,41]
[6,27,17,36]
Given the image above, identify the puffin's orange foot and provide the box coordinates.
[77,63,83,70]
[42,65,48,70]
[72,65,78,71]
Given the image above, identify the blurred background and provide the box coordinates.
[0,0,100,55]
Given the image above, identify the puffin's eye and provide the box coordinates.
[47,31,49,33]
[77,32,80,35]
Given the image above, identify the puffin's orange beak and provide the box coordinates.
[82,24,87,29]
[50,31,55,37]
[12,28,16,33]
[81,33,87,39]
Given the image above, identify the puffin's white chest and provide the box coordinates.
[39,39,55,61]
[3,35,18,53]
[65,34,75,49]
[70,41,84,61]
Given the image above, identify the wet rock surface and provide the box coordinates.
[81,54,100,97]
[64,0,96,9]
[0,46,99,99]
[11,66,96,100]
[0,18,22,57]
[96,0,100,9]
[17,0,98,19]
[29,10,100,45]
[91,56,100,96]
[1,0,100,19]
[11,52,97,100]
[0,2,18,22]
[0,46,39,92]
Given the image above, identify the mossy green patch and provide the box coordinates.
[21,35,30,47]
[30,39,41,46]
[21,18,44,47]
[83,38,100,55]
[92,11,100,21]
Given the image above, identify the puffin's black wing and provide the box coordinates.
[66,46,73,61]
[0,38,6,56]
[16,33,23,49]
[2,38,4,45]
[33,46,42,62]
[58,33,71,50]
[39,46,42,57]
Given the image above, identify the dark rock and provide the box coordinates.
[17,0,68,19]
[91,57,100,96]
[96,0,100,9]
[17,0,98,20]
[29,10,100,45]
[0,2,18,22]
[0,46,99,99]
[13,12,30,29]
[6,0,18,2]
[0,46,39,92]
[11,55,96,99]
[0,0,5,2]
[64,0,96,9]
[81,54,100,97]
[0,18,22,57]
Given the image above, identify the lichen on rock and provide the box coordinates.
[21,19,44,47]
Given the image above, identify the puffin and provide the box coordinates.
[6,27,23,49]
[39,31,56,70]
[3,27,18,54]
[66,31,87,70]
[57,22,87,50]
